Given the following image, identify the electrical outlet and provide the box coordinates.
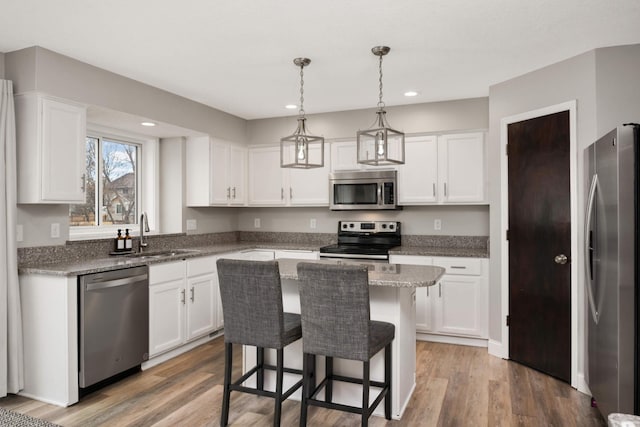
[310,218,317,229]
[186,219,197,231]
[16,225,23,242]
[254,218,261,228]
[434,219,442,231]
[51,223,60,238]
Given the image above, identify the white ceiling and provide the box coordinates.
[1,0,639,121]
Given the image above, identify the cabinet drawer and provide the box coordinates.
[433,258,482,276]
[187,256,216,277]
[150,261,185,284]
[389,255,432,266]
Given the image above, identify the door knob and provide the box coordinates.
[554,254,568,265]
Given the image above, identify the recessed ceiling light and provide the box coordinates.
[285,104,297,109]
[141,121,156,127]
[404,91,419,97]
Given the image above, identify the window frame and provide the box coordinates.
[69,125,159,241]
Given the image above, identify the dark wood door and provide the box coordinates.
[508,110,571,383]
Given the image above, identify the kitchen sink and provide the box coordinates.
[126,249,200,260]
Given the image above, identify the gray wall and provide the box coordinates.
[0,52,5,79]
[235,205,489,235]
[5,46,248,247]
[5,47,246,141]
[488,43,640,380]
[235,97,490,237]
[248,97,489,144]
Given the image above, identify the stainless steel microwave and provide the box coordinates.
[329,170,398,210]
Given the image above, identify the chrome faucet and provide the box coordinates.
[140,212,150,251]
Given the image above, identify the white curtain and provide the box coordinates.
[0,79,23,396]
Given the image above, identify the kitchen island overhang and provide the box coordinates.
[241,258,445,421]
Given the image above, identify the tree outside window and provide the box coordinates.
[70,136,139,227]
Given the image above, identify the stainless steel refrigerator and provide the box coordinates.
[585,123,639,417]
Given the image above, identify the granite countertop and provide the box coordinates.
[18,239,487,277]
[18,242,320,276]
[276,258,445,288]
[389,245,488,258]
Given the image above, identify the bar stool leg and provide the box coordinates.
[362,360,370,427]
[273,348,284,427]
[385,343,392,420]
[325,356,333,403]
[300,353,310,427]
[257,347,265,391]
[221,342,233,427]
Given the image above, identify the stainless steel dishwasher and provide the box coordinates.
[78,265,149,389]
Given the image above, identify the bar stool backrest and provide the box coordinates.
[217,259,286,349]
[297,262,371,362]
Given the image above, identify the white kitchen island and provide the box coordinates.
[242,258,445,420]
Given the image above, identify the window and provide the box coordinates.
[70,135,140,228]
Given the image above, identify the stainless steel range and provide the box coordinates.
[319,221,401,260]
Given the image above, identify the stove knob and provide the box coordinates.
[381,223,387,229]
[342,223,348,229]
[349,223,355,228]
[389,223,395,230]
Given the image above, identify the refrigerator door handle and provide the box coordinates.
[584,173,599,324]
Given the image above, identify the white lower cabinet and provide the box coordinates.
[390,254,488,344]
[149,256,220,357]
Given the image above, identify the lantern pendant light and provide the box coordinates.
[280,58,324,169]
[357,46,405,166]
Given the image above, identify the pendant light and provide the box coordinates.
[280,58,324,169]
[357,46,405,166]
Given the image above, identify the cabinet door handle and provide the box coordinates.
[290,187,293,199]
[227,187,231,199]
[439,283,442,298]
[190,287,195,302]
[181,289,186,304]
[232,187,236,199]
[432,183,436,197]
[281,188,284,200]
[426,286,429,297]
[450,266,466,270]
[81,174,86,192]
[444,183,447,197]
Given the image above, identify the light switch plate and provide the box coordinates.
[186,219,197,231]
[254,218,261,228]
[310,218,317,229]
[434,219,442,231]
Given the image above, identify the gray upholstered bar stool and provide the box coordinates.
[216,259,303,427]
[296,262,395,427]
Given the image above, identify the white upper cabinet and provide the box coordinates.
[437,132,486,203]
[330,140,375,171]
[186,136,246,206]
[397,135,439,204]
[15,93,87,203]
[248,144,330,206]
[397,132,486,205]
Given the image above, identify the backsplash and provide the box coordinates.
[17,231,488,266]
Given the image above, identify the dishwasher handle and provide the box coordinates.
[85,274,148,292]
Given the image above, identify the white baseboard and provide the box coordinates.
[142,331,222,370]
[416,332,488,348]
[576,372,591,395]
[488,339,507,359]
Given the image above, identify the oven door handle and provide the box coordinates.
[319,253,388,260]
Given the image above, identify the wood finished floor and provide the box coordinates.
[0,337,605,426]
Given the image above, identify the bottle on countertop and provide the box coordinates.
[116,229,125,251]
[124,229,133,250]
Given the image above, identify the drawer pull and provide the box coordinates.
[450,266,466,269]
